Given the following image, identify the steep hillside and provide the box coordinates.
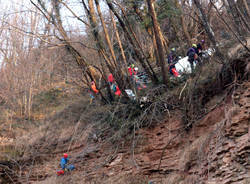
[0,53,249,184]
[25,81,249,184]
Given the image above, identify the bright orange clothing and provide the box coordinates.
[91,82,99,94]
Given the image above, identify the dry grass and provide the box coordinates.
[161,173,184,184]
[33,174,149,184]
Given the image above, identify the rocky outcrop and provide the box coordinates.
[94,82,250,183]
[202,82,250,184]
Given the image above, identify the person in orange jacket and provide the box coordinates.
[90,81,99,94]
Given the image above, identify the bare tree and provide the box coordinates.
[30,0,108,102]
[147,0,168,85]
[106,0,159,84]
[193,0,225,62]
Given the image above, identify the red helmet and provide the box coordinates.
[63,153,68,158]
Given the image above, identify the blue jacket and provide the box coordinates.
[60,157,68,169]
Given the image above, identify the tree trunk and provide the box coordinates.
[233,1,250,32]
[33,0,108,102]
[85,0,129,98]
[152,30,160,66]
[175,0,192,46]
[147,0,168,85]
[210,1,250,53]
[106,0,159,84]
[241,0,250,20]
[193,0,225,62]
[94,0,117,67]
[227,0,245,36]
[114,1,159,81]
[110,10,128,74]
[132,2,160,65]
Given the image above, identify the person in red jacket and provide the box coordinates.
[111,83,121,96]
[128,64,136,77]
[108,73,114,85]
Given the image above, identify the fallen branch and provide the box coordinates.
[179,81,188,100]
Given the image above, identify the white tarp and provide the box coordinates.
[175,56,194,74]
[175,48,214,74]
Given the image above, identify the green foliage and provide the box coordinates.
[156,0,181,21]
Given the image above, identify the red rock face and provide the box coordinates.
[82,82,249,183]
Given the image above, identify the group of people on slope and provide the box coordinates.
[128,64,147,90]
[167,39,205,76]
[88,64,146,102]
[88,40,205,100]
[108,73,121,96]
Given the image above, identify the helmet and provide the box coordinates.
[192,44,197,48]
[201,40,204,43]
[63,153,68,158]
[131,64,135,68]
[171,48,176,52]
[134,67,138,71]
